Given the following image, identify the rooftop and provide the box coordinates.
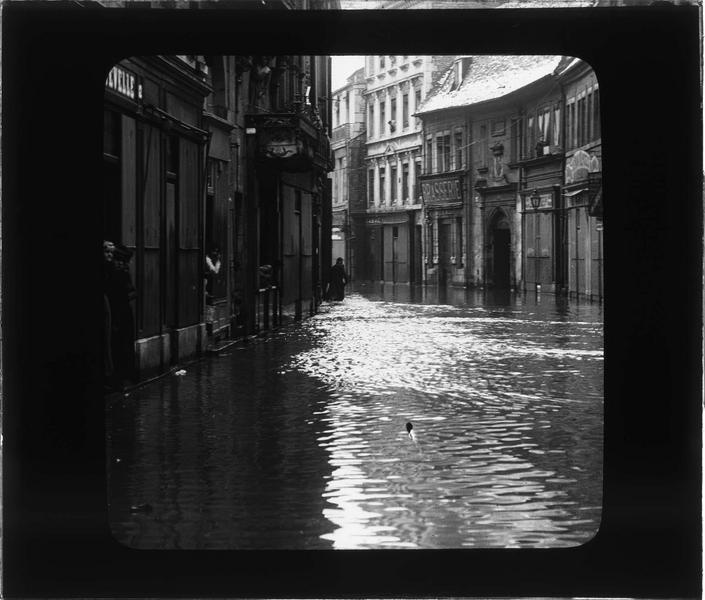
[416,55,566,115]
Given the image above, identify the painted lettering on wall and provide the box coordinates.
[421,178,462,204]
[106,66,141,101]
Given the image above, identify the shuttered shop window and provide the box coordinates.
[178,139,201,327]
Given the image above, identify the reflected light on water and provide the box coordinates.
[286,292,603,549]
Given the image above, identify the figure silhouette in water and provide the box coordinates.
[327,257,348,301]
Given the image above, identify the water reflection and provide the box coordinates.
[108,284,603,549]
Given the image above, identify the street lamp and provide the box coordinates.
[530,189,541,292]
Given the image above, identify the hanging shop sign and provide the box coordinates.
[565,149,601,184]
[105,65,142,102]
[421,176,463,205]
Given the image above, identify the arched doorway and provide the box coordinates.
[489,211,511,288]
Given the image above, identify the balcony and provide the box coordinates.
[246,110,332,173]
[332,123,351,145]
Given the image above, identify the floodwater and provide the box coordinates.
[107,284,603,549]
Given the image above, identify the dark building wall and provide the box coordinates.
[104,56,211,379]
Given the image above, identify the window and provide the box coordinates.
[524,116,534,158]
[402,162,409,202]
[369,104,375,136]
[425,136,433,174]
[535,105,552,155]
[380,101,386,136]
[592,87,601,140]
[491,119,505,136]
[402,93,409,129]
[567,98,577,149]
[454,130,463,170]
[414,154,422,201]
[578,95,587,146]
[337,157,344,204]
[380,56,385,69]
[415,88,422,122]
[335,98,340,127]
[344,92,349,122]
[456,217,463,263]
[368,169,375,206]
[390,164,397,203]
[390,97,397,128]
[479,124,488,167]
[553,105,561,146]
[510,118,522,163]
[436,133,450,172]
[379,167,386,204]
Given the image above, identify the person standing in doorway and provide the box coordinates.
[103,240,116,389]
[327,257,349,302]
[106,244,137,389]
[205,245,222,334]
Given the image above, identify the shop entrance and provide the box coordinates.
[490,214,511,288]
[438,222,451,286]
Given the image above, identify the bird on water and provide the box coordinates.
[406,421,417,442]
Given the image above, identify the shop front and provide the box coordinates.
[563,149,603,301]
[365,211,417,284]
[104,57,211,381]
[420,173,466,287]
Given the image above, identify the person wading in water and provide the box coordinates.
[327,257,349,301]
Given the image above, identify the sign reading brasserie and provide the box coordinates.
[105,65,142,102]
[421,177,462,204]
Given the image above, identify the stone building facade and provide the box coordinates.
[363,54,454,284]
[416,55,603,300]
[330,67,367,280]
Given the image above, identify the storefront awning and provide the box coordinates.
[563,188,588,197]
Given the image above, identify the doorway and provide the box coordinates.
[438,222,451,286]
[491,214,511,288]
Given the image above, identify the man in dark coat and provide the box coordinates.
[328,257,349,301]
[106,244,137,388]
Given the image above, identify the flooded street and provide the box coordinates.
[107,284,603,549]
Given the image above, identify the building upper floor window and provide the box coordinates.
[519,102,562,159]
[415,88,422,122]
[390,164,397,203]
[454,130,463,170]
[566,85,599,150]
[436,132,451,172]
[368,169,375,207]
[380,56,386,69]
[425,136,433,174]
[369,104,375,137]
[379,167,386,204]
[478,124,488,168]
[402,93,409,129]
[402,162,409,202]
[390,97,397,131]
[379,101,386,136]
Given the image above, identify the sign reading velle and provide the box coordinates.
[421,177,462,204]
[105,65,142,102]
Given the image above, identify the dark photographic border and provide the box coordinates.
[2,4,701,598]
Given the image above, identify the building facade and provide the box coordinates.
[104,49,336,385]
[556,58,603,301]
[104,56,212,378]
[330,67,367,280]
[363,54,455,284]
[416,55,603,299]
